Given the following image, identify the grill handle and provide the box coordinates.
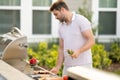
[19,43,28,48]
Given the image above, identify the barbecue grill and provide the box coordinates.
[0,27,63,80]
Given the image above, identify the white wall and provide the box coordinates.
[65,0,92,12]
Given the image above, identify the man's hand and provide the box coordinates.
[71,50,80,58]
[50,67,59,74]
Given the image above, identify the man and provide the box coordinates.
[49,0,95,76]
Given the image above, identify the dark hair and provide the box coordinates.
[49,1,69,11]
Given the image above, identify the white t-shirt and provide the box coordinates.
[59,12,92,66]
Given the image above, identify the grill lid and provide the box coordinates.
[0,27,28,60]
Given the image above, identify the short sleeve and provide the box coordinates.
[58,23,63,38]
[78,15,92,32]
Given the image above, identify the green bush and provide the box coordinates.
[27,41,63,76]
[109,43,120,63]
[27,42,58,69]
[92,44,112,69]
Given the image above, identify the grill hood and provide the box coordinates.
[0,27,28,60]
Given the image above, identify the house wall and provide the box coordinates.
[0,0,119,43]
[65,0,92,12]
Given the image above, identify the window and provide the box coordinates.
[99,0,117,8]
[33,0,51,6]
[32,0,52,35]
[98,0,117,35]
[0,0,20,6]
[33,10,51,34]
[0,0,20,34]
[92,0,120,42]
[99,12,116,35]
[0,0,58,42]
[0,10,20,34]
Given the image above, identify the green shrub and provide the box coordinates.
[27,41,63,76]
[92,44,112,69]
[27,42,58,69]
[109,43,120,63]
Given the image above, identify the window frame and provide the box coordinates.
[0,0,58,42]
[92,0,120,42]
[0,1,21,34]
[19,0,58,42]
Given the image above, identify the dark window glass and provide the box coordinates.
[33,0,52,6]
[0,0,20,6]
[99,12,116,35]
[0,10,20,34]
[99,0,117,8]
[33,10,51,34]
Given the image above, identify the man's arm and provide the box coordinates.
[56,38,64,69]
[50,38,64,74]
[72,29,95,58]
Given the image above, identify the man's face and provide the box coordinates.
[53,9,66,22]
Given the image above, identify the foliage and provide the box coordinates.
[28,42,58,69]
[28,41,113,76]
[77,0,92,22]
[77,0,97,36]
[109,43,120,63]
[92,44,112,69]
[28,41,64,76]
